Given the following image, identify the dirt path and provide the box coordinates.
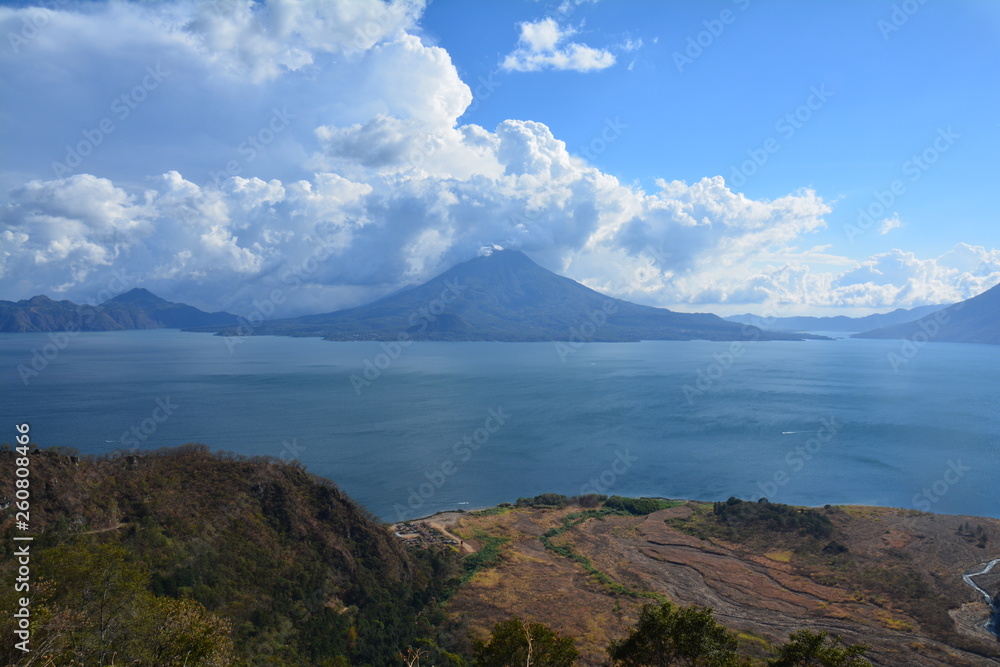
[426,520,476,555]
[79,522,124,535]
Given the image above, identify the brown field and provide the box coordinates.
[438,502,1000,666]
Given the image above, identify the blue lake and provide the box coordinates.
[1,330,997,520]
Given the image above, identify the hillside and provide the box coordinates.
[0,445,461,666]
[854,281,1000,345]
[726,304,948,333]
[0,288,239,332]
[441,498,1000,666]
[4,446,998,665]
[101,288,241,329]
[204,249,820,342]
[0,294,125,332]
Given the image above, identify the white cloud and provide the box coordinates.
[521,17,563,51]
[0,0,453,192]
[620,38,643,52]
[0,149,844,314]
[346,32,472,126]
[688,244,1000,312]
[3,146,995,316]
[556,0,600,15]
[315,114,432,169]
[1,175,155,286]
[185,0,426,82]
[0,0,995,320]
[501,18,615,72]
[879,213,903,235]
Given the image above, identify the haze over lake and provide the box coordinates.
[3,330,997,520]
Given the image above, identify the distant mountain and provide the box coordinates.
[0,288,239,332]
[210,249,820,342]
[101,288,239,329]
[853,281,1000,345]
[725,304,948,333]
[0,295,123,332]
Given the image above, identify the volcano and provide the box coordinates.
[219,249,818,342]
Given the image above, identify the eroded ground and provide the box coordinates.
[440,502,1000,666]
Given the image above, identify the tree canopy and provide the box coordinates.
[766,630,872,667]
[473,617,579,667]
[608,601,746,667]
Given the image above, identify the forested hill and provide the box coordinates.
[0,445,461,666]
[4,445,996,666]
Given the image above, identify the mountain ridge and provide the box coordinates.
[853,280,1000,344]
[205,249,823,342]
[11,255,995,343]
[725,304,949,333]
[0,288,239,332]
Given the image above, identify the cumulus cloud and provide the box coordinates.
[1,175,155,286]
[0,0,450,191]
[185,0,426,82]
[0,0,995,320]
[500,18,615,72]
[3,146,995,317]
[315,115,432,169]
[686,243,1000,312]
[1,124,843,315]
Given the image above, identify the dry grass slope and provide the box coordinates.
[443,502,1000,666]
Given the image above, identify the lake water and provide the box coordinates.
[2,330,997,521]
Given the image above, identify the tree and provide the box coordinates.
[401,646,430,666]
[608,601,744,667]
[473,617,578,667]
[139,595,234,666]
[19,541,234,666]
[768,630,872,667]
[39,542,150,663]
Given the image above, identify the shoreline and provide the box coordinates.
[399,499,1000,525]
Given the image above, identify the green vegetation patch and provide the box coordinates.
[667,497,835,546]
[604,496,684,516]
[460,529,510,584]
[515,492,570,509]
[468,504,513,517]
[539,509,665,602]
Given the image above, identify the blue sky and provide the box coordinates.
[423,0,999,258]
[1,0,998,317]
